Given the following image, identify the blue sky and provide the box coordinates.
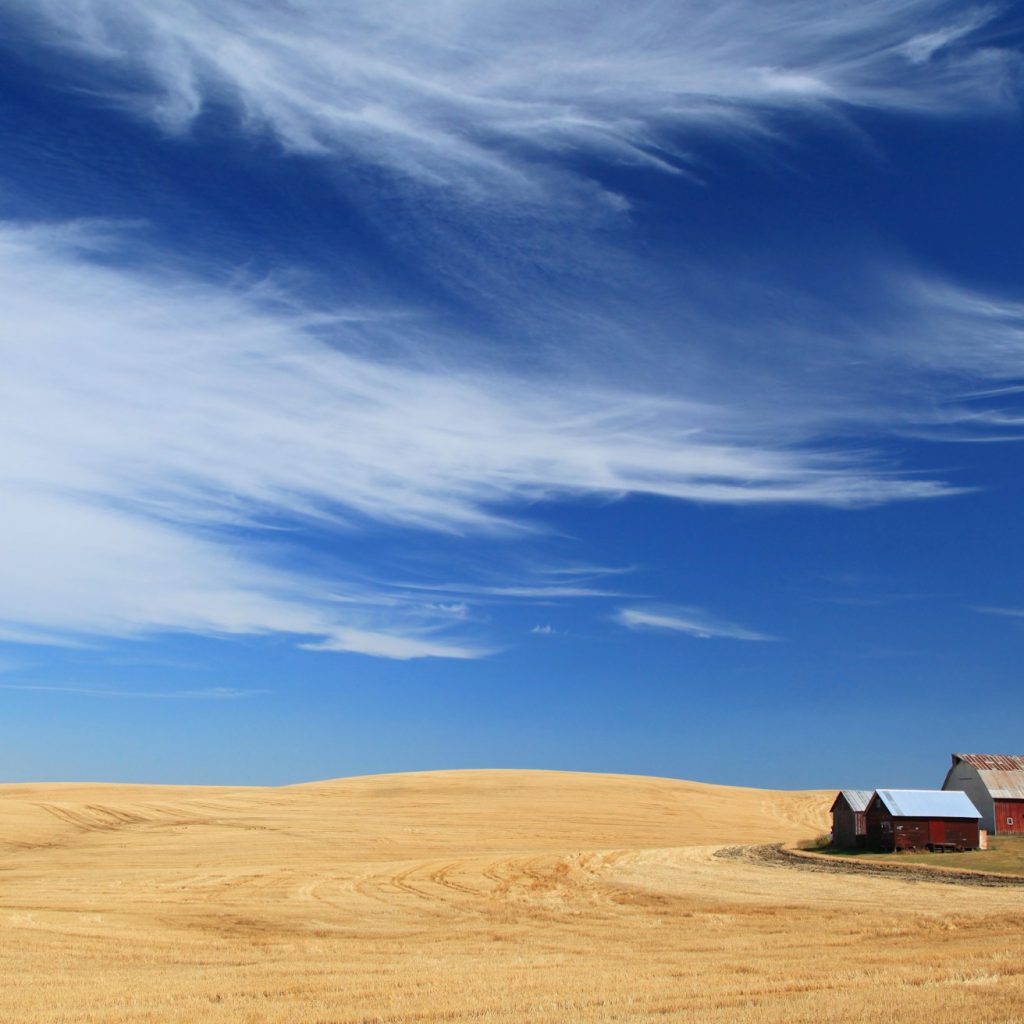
[1,1,1024,788]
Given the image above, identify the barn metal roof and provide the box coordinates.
[836,789,872,812]
[874,789,981,819]
[952,753,1024,799]
[955,753,1024,772]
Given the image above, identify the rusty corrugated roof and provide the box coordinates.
[955,753,1024,772]
[952,753,1024,799]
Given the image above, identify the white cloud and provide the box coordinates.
[300,629,488,661]
[0,219,989,655]
[427,602,470,618]
[531,624,554,635]
[972,606,1024,620]
[11,1,1017,201]
[616,606,774,641]
[398,583,627,600]
[0,3,1021,658]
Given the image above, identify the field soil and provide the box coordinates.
[3,769,1024,1023]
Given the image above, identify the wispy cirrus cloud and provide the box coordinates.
[0,218,955,658]
[6,3,1023,442]
[1,3,1023,660]
[10,0,1017,200]
[0,218,993,657]
[616,606,774,641]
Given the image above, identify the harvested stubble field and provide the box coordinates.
[3,770,1024,1024]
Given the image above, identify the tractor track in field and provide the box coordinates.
[715,843,1024,888]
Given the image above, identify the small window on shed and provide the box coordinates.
[881,821,891,831]
[1008,817,1015,826]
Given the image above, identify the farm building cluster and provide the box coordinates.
[831,752,1024,853]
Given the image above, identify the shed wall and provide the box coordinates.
[866,804,897,851]
[866,806,979,852]
[936,819,981,849]
[831,804,866,849]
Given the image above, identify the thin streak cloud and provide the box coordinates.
[0,683,265,699]
[616,606,774,641]
[972,606,1024,619]
[395,583,629,600]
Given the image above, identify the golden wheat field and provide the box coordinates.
[2,769,1024,1024]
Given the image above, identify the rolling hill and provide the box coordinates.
[2,770,1022,1023]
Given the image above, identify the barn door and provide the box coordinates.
[929,819,945,846]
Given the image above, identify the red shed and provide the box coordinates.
[942,753,1024,836]
[866,789,981,852]
[830,789,871,849]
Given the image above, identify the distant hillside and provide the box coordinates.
[0,769,831,858]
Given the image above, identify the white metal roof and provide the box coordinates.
[874,789,980,819]
[837,789,872,812]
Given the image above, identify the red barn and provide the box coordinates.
[865,790,981,852]
[830,790,871,848]
[942,753,1024,836]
